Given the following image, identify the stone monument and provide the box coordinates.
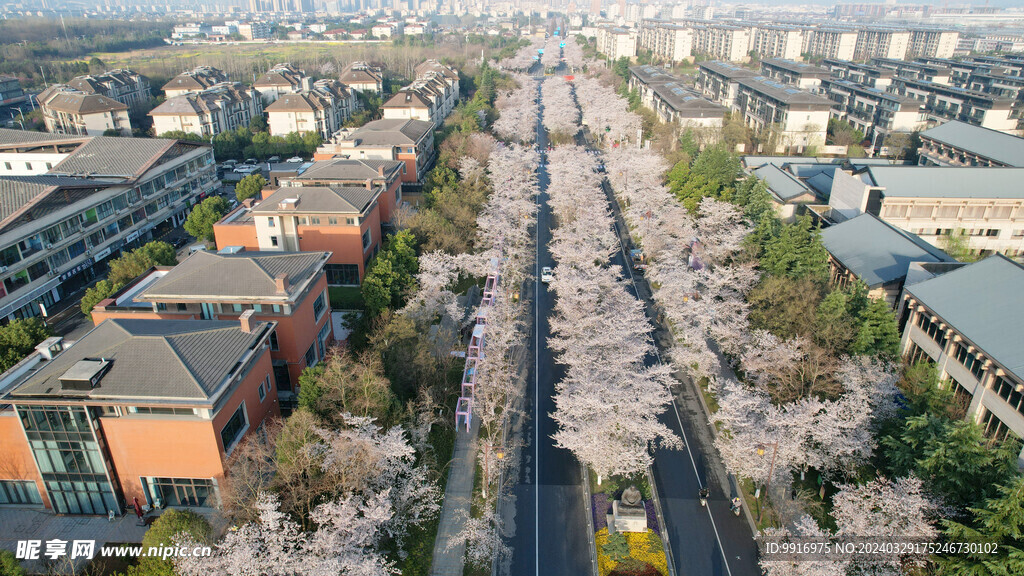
[610,485,647,533]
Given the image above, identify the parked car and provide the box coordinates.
[541,266,554,283]
[172,237,189,249]
[222,159,238,167]
[234,165,260,174]
[286,156,304,163]
[267,155,281,163]
[244,158,258,165]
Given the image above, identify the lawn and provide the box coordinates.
[329,286,364,310]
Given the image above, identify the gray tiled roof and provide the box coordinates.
[905,255,1024,382]
[866,166,1024,199]
[821,213,952,287]
[752,164,815,202]
[253,185,380,215]
[291,158,403,181]
[7,318,272,403]
[348,118,433,145]
[47,136,181,179]
[139,250,328,301]
[919,120,1024,167]
[0,128,86,147]
[761,58,831,78]
[0,176,114,224]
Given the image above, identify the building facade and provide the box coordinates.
[37,86,132,137]
[150,83,263,138]
[254,63,308,105]
[266,80,355,139]
[316,118,436,183]
[162,67,231,98]
[916,120,1024,167]
[65,70,151,111]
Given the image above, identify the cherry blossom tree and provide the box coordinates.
[760,515,848,576]
[574,76,642,145]
[540,76,580,137]
[499,39,543,72]
[494,75,538,144]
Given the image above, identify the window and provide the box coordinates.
[305,343,317,368]
[177,303,187,311]
[270,236,279,247]
[128,406,196,416]
[272,304,281,313]
[143,477,214,507]
[310,216,321,225]
[220,402,248,453]
[362,229,372,251]
[963,205,986,220]
[3,162,10,170]
[954,343,986,380]
[325,263,360,286]
[915,313,948,349]
[258,380,266,402]
[268,218,275,227]
[312,289,327,322]
[0,480,42,505]
[910,205,934,219]
[264,375,272,393]
[346,217,356,225]
[884,204,908,219]
[269,330,280,351]
[328,217,338,225]
[989,205,1012,220]
[317,321,331,360]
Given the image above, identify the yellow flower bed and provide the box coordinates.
[594,528,668,576]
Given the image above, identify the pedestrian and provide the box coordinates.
[730,497,742,516]
[133,497,144,526]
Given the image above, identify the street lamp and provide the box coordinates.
[481,442,505,499]
[755,442,779,523]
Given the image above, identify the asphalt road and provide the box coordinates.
[504,74,593,576]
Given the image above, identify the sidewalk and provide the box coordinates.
[430,417,479,576]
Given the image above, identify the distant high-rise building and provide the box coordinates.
[591,0,600,16]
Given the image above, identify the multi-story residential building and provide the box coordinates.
[0,129,218,321]
[0,75,26,106]
[238,21,273,40]
[637,19,693,63]
[150,83,263,138]
[825,165,1024,257]
[804,28,858,61]
[887,78,1017,133]
[0,316,279,513]
[382,88,436,124]
[695,61,758,108]
[907,28,960,59]
[734,76,833,152]
[749,25,805,61]
[692,24,751,62]
[821,78,926,150]
[821,213,954,305]
[871,58,952,85]
[628,65,726,127]
[917,120,1024,167]
[315,118,435,183]
[90,250,332,397]
[596,26,638,61]
[162,66,231,98]
[37,86,132,137]
[171,23,212,39]
[279,158,405,224]
[371,22,400,38]
[266,80,355,139]
[254,63,308,105]
[853,28,911,61]
[380,60,459,127]
[759,58,831,91]
[897,255,1024,463]
[214,186,383,285]
[65,70,151,111]
[823,59,895,89]
[748,161,821,221]
[339,62,384,94]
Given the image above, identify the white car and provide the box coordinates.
[233,165,260,174]
[286,156,304,163]
[541,266,554,283]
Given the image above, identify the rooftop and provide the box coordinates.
[864,166,1024,199]
[253,185,381,215]
[918,120,1024,167]
[820,213,953,287]
[344,118,433,146]
[737,76,834,107]
[6,318,273,404]
[289,158,403,181]
[138,250,329,302]
[905,255,1024,382]
[761,58,831,78]
[699,61,759,80]
[752,164,815,202]
[48,137,202,180]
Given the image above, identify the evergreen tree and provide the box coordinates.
[814,290,855,354]
[849,297,900,357]
[938,475,1024,576]
[760,214,829,281]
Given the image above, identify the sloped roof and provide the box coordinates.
[919,120,1024,167]
[291,158,403,181]
[753,164,815,202]
[162,67,229,93]
[42,92,128,114]
[255,64,305,88]
[383,89,433,109]
[7,318,272,403]
[820,213,952,287]
[0,128,86,147]
[865,166,1024,199]
[347,118,433,146]
[47,136,183,179]
[905,255,1024,382]
[139,250,329,301]
[266,93,319,112]
[253,185,380,215]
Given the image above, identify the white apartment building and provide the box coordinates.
[804,28,857,61]
[907,29,960,59]
[693,24,750,62]
[65,70,151,111]
[750,26,805,61]
[638,19,693,63]
[340,62,384,94]
[760,59,832,91]
[734,76,832,152]
[0,130,218,321]
[150,83,263,138]
[162,67,231,98]
[854,28,911,61]
[254,63,307,105]
[266,80,355,140]
[597,27,638,61]
[37,86,132,137]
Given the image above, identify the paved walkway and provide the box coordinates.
[430,417,479,576]
[0,506,225,573]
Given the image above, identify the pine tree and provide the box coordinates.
[939,476,1024,576]
[849,298,900,357]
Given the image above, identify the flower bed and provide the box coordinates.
[595,527,669,576]
[593,493,611,532]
